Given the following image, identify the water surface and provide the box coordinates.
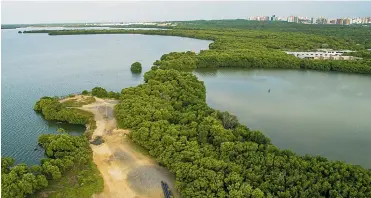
[194,68,371,168]
[1,29,211,165]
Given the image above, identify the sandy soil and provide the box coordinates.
[59,94,88,103]
[79,97,178,198]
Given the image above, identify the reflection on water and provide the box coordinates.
[194,68,371,168]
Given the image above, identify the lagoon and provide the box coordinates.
[195,68,371,168]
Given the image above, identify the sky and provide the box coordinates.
[1,1,371,24]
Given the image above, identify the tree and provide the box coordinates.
[130,62,142,73]
[91,87,108,98]
[81,90,89,95]
[57,128,65,133]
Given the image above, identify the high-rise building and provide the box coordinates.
[343,19,350,25]
[316,17,328,24]
[270,15,278,21]
[287,16,294,23]
[311,17,314,24]
[361,17,368,24]
[294,16,299,23]
[336,19,344,25]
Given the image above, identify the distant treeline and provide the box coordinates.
[23,23,371,74]
[175,20,371,49]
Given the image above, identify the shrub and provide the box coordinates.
[130,62,142,73]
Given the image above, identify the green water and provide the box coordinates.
[1,29,211,165]
[194,68,371,168]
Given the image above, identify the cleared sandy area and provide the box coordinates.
[79,97,178,198]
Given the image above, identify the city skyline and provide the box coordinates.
[2,1,371,24]
[247,14,371,25]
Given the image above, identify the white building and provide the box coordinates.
[285,50,360,60]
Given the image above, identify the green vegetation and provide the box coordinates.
[91,86,120,99]
[175,20,371,48]
[344,50,371,59]
[1,134,103,198]
[56,128,66,133]
[81,90,89,95]
[1,95,103,197]
[24,21,371,74]
[131,61,143,73]
[34,97,93,125]
[115,69,371,197]
[1,157,48,198]
[91,87,108,98]
[34,134,103,198]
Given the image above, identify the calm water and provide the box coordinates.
[194,68,371,168]
[1,29,211,165]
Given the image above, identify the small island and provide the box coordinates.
[130,61,142,73]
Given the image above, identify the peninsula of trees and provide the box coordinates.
[113,68,371,197]
[1,87,120,198]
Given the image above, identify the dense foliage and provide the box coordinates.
[34,97,93,125]
[1,134,103,198]
[91,86,120,99]
[175,20,371,49]
[1,157,48,198]
[115,69,371,197]
[130,61,143,73]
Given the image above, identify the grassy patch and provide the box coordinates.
[62,96,96,107]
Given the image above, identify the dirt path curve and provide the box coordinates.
[79,97,178,198]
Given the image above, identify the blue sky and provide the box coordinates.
[2,1,371,24]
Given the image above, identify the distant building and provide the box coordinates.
[285,50,360,60]
[270,15,277,21]
[336,19,344,25]
[294,16,299,23]
[311,17,314,24]
[329,20,336,24]
[343,19,351,25]
[287,16,294,23]
[316,17,328,24]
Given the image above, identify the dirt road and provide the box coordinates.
[80,97,178,198]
